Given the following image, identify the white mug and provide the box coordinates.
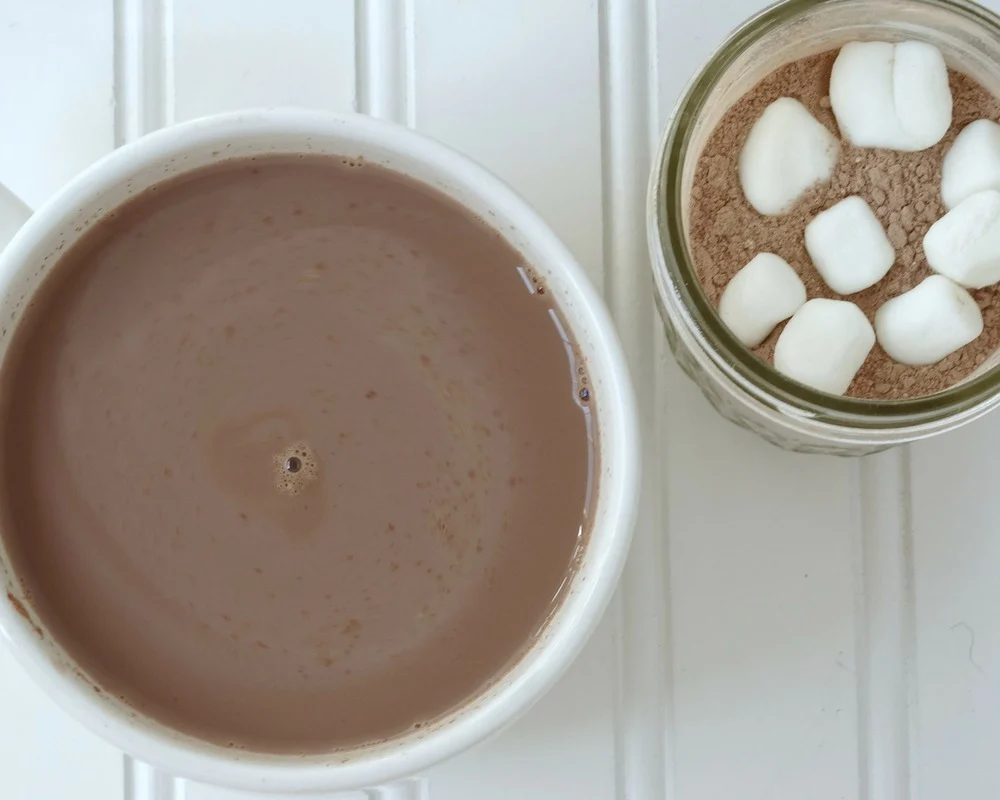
[0,109,640,793]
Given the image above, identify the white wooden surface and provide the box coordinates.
[0,0,996,797]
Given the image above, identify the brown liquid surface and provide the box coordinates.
[0,156,594,752]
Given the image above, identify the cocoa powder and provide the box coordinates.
[690,50,1000,399]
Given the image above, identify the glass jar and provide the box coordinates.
[648,0,1000,455]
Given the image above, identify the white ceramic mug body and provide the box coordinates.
[0,110,640,792]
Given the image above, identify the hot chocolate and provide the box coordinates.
[0,156,595,752]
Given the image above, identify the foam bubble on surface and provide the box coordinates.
[272,440,319,495]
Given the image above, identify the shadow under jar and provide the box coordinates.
[649,0,1000,456]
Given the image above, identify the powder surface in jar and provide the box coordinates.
[689,50,1000,399]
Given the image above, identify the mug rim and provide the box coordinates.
[0,109,640,792]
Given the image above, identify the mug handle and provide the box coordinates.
[0,182,33,253]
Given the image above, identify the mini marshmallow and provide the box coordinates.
[830,40,952,151]
[874,275,983,365]
[774,299,875,395]
[805,196,895,294]
[738,97,840,216]
[719,253,807,347]
[893,41,953,149]
[923,189,1000,289]
[941,120,1000,209]
[831,42,899,148]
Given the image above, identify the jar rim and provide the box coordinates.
[651,0,1000,429]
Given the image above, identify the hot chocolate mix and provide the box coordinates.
[690,50,1000,399]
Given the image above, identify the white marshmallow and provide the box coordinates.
[923,189,1000,289]
[941,120,1000,209]
[831,42,900,148]
[830,41,952,151]
[874,275,983,365]
[892,41,953,150]
[805,196,895,294]
[774,299,875,395]
[738,97,840,215]
[719,253,807,347]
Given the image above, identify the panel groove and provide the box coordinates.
[114,1,182,796]
[854,448,919,800]
[113,0,174,146]
[598,0,672,798]
[124,756,186,800]
[354,1,423,794]
[354,0,414,125]
[365,777,430,799]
